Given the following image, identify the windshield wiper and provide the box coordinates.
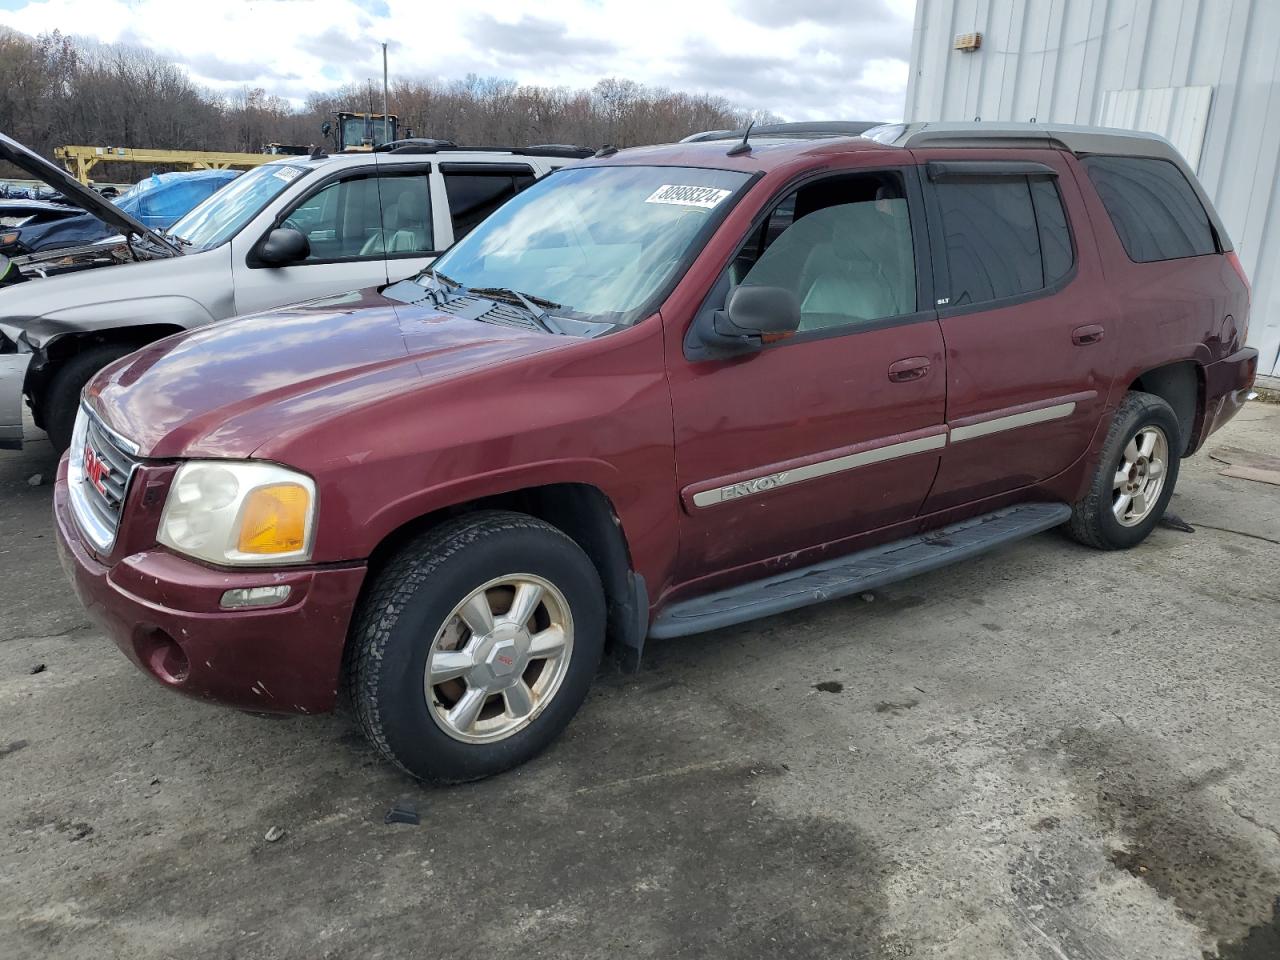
[426,268,461,289]
[467,286,565,333]
[414,268,465,308]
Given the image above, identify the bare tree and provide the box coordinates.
[0,30,779,182]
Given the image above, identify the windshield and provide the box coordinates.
[428,165,752,324]
[169,163,309,250]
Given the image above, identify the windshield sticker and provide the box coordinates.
[644,184,733,209]
[272,167,303,182]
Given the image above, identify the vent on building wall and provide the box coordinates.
[953,32,982,52]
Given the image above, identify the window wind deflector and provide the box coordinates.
[438,162,535,176]
[927,160,1058,181]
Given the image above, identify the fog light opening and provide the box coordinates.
[220,585,292,609]
[134,627,190,684]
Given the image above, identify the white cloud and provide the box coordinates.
[0,0,917,120]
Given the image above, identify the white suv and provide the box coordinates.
[0,135,590,450]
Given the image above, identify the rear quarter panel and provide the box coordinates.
[1068,154,1249,425]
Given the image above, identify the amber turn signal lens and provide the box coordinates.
[236,483,310,554]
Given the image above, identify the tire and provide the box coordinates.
[1065,391,1182,550]
[347,510,606,783]
[43,345,136,453]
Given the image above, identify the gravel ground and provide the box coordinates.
[1,403,1278,960]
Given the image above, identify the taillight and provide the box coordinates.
[1226,250,1251,301]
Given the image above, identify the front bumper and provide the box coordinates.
[0,350,29,450]
[1192,346,1259,452]
[54,457,367,714]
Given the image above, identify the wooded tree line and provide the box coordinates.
[0,29,773,182]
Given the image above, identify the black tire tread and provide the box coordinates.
[1066,390,1177,550]
[44,345,135,452]
[346,510,589,782]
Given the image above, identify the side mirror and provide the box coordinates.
[718,284,801,340]
[257,227,310,267]
[692,284,801,358]
[321,120,333,137]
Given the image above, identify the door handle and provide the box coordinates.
[888,357,931,382]
[1072,324,1105,346]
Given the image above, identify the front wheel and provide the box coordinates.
[43,345,136,453]
[1065,391,1181,550]
[347,511,605,783]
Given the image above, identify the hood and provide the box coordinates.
[0,133,180,255]
[87,287,570,459]
[0,245,230,347]
[0,198,82,219]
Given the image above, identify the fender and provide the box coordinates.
[342,456,630,560]
[34,295,216,341]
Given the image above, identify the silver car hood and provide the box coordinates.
[0,133,180,255]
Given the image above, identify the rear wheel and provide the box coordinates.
[347,511,605,783]
[43,345,135,453]
[1065,391,1181,550]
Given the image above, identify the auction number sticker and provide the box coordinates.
[644,184,733,209]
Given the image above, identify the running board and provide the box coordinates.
[649,502,1072,639]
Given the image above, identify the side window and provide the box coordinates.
[443,165,537,240]
[732,173,917,333]
[368,172,433,257]
[282,175,383,261]
[1081,155,1216,262]
[933,178,1044,306]
[1031,178,1073,286]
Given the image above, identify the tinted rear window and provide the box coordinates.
[444,171,537,239]
[934,175,1078,307]
[1031,178,1073,286]
[1082,156,1216,262]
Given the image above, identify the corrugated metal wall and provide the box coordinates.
[906,0,1280,376]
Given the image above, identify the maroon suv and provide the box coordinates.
[54,122,1257,783]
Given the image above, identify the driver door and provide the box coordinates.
[231,164,433,316]
[665,166,947,582]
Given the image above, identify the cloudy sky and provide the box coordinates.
[0,0,918,121]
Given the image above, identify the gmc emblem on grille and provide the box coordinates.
[83,445,111,497]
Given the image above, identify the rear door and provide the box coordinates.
[667,164,948,582]
[916,150,1117,513]
[440,162,537,245]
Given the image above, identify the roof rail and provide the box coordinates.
[681,121,881,143]
[375,139,592,159]
[862,121,1181,158]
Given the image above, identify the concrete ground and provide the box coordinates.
[2,405,1278,960]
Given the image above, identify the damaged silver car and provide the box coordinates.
[0,131,588,451]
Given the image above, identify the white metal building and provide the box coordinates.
[905,0,1280,377]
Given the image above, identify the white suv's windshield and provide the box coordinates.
[169,163,309,251]
[428,165,752,324]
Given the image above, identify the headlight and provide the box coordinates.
[157,461,317,566]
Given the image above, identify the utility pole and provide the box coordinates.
[382,43,389,143]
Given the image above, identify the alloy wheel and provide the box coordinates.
[1112,425,1169,527]
[423,574,574,744]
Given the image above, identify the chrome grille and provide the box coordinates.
[68,406,140,553]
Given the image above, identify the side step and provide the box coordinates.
[649,502,1072,639]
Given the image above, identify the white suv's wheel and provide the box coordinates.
[348,511,605,783]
